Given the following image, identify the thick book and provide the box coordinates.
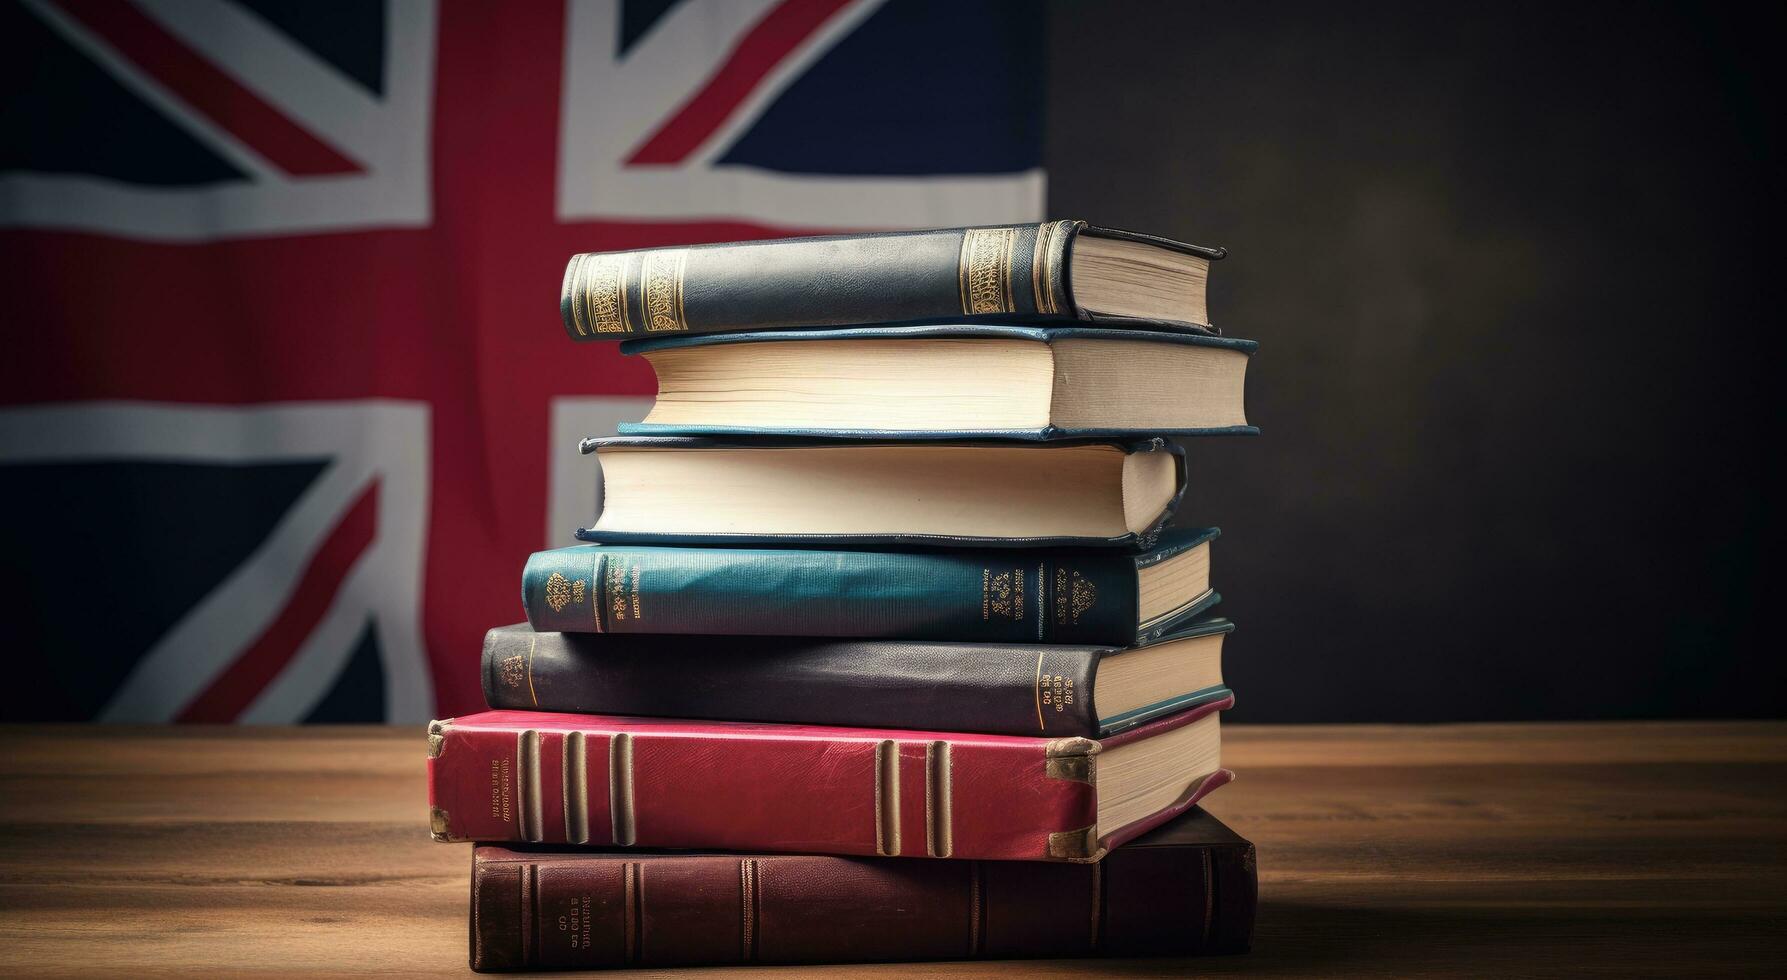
[573,436,1186,549]
[615,325,1256,440]
[468,806,1256,971]
[559,221,1226,342]
[426,699,1232,861]
[481,618,1234,738]
[522,527,1219,645]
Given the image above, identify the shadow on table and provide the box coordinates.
[1083,898,1787,976]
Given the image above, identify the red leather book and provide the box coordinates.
[428,698,1232,862]
[469,807,1255,971]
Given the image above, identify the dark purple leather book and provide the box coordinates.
[481,617,1233,739]
[469,806,1255,971]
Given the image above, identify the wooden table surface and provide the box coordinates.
[2,722,1782,978]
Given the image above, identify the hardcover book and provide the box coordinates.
[523,527,1219,645]
[481,618,1234,738]
[616,325,1255,440]
[468,806,1256,971]
[426,699,1232,861]
[559,221,1225,342]
[573,436,1187,549]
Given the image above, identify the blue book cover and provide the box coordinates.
[525,527,1221,646]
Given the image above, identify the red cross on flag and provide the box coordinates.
[0,0,1045,722]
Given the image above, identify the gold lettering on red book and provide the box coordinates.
[558,893,593,950]
[490,756,513,823]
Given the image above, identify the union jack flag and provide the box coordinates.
[0,0,1045,722]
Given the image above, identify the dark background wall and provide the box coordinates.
[1046,1,1777,722]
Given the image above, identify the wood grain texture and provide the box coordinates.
[1,722,1782,977]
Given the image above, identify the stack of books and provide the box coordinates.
[426,221,1260,972]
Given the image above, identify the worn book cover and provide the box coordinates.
[427,699,1232,861]
[560,220,1226,341]
[469,806,1256,971]
[482,618,1233,738]
[523,527,1219,644]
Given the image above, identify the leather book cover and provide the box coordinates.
[522,527,1220,645]
[613,324,1259,442]
[559,220,1227,342]
[573,436,1189,551]
[426,700,1233,860]
[468,806,1255,971]
[481,618,1234,738]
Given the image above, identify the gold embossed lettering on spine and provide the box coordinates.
[543,571,587,613]
[1031,219,1071,315]
[568,253,630,335]
[641,249,690,331]
[958,227,1017,315]
[1053,567,1099,627]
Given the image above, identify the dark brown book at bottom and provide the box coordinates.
[470,806,1254,971]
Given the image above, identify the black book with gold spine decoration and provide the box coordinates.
[559,221,1226,341]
